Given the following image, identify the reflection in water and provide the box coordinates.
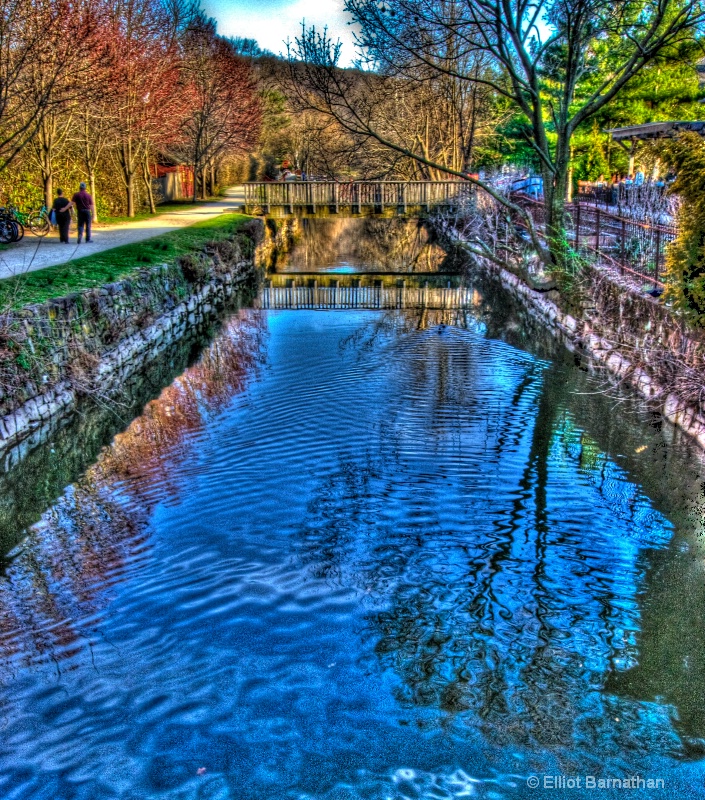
[0,310,265,674]
[277,217,450,273]
[0,277,704,796]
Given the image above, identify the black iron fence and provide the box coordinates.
[576,181,666,209]
[518,197,676,286]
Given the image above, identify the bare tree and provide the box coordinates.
[104,0,184,216]
[179,14,261,201]
[288,0,705,276]
[0,0,98,175]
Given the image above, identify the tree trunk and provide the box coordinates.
[542,151,570,272]
[89,171,98,222]
[200,166,207,200]
[43,172,53,210]
[192,163,198,203]
[126,172,135,218]
[121,141,137,217]
[210,161,215,196]
[142,159,156,214]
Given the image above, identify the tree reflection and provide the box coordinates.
[606,528,705,748]
[278,217,449,273]
[0,310,266,672]
[298,357,684,757]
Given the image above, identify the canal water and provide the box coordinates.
[1,219,705,799]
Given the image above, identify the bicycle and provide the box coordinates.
[0,207,24,243]
[28,205,52,237]
[3,204,51,237]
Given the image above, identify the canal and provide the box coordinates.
[1,218,704,798]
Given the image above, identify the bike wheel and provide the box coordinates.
[28,212,49,236]
[12,221,24,242]
[0,218,14,244]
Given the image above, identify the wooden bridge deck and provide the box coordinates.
[244,181,474,214]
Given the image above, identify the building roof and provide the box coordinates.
[606,121,705,141]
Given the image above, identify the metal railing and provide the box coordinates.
[518,196,676,286]
[244,181,476,213]
[259,281,478,310]
[576,181,668,213]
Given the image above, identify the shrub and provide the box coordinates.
[658,133,705,326]
[178,252,210,284]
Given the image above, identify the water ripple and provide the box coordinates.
[0,305,703,798]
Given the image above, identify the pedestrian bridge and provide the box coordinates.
[244,181,474,215]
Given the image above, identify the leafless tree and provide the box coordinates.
[0,0,98,176]
[178,14,261,200]
[288,0,705,277]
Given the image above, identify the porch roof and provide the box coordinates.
[606,121,705,141]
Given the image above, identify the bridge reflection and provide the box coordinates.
[259,273,481,311]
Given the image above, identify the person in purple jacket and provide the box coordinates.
[65,182,94,243]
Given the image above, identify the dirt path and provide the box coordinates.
[0,186,245,281]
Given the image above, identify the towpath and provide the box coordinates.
[0,186,245,280]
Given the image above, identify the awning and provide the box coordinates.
[606,121,705,141]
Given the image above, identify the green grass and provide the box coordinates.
[0,213,253,308]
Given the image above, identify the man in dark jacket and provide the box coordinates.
[65,182,94,243]
[52,189,71,243]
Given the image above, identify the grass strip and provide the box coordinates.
[0,213,253,309]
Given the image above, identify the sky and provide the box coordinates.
[203,0,360,63]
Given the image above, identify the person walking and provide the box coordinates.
[65,182,94,243]
[52,189,71,244]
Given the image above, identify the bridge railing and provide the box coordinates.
[244,181,475,212]
[259,282,479,310]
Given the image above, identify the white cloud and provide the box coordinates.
[207,0,360,64]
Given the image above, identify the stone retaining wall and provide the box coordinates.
[0,219,263,455]
[466,252,705,449]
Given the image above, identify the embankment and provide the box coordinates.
[460,246,705,449]
[0,218,264,461]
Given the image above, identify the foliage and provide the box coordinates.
[0,0,261,218]
[571,42,704,179]
[0,169,43,209]
[574,123,610,182]
[657,134,705,325]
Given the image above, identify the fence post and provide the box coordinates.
[655,227,661,284]
[620,219,626,271]
[575,199,581,249]
[595,207,600,254]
